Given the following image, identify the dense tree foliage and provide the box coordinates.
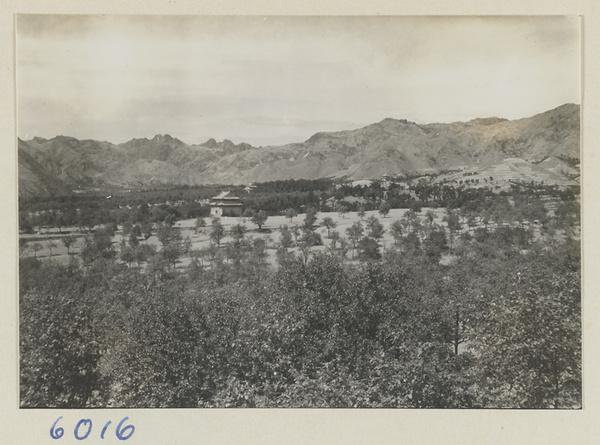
[20,202,581,408]
[19,181,581,408]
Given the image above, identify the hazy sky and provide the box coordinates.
[17,15,580,146]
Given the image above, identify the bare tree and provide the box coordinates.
[47,241,57,257]
[31,243,42,258]
[62,235,75,255]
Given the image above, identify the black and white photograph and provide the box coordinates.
[17,15,581,410]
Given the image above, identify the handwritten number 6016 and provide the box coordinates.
[50,417,135,440]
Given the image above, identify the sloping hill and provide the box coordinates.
[18,103,580,197]
[18,141,72,197]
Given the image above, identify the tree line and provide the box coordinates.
[19,177,580,237]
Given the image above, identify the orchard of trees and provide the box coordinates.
[19,180,581,409]
[19,177,579,237]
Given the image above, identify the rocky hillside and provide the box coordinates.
[18,103,580,197]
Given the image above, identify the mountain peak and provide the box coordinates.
[305,132,328,144]
[203,138,218,148]
[554,103,579,111]
[467,117,509,126]
[200,138,252,151]
[376,117,416,127]
[54,135,78,141]
[151,134,185,145]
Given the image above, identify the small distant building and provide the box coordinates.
[381,174,391,190]
[351,179,373,188]
[325,195,367,208]
[210,191,243,217]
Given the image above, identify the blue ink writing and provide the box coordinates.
[50,417,135,440]
[100,420,112,439]
[50,416,64,440]
[115,417,135,441]
[74,419,92,441]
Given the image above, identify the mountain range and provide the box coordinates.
[18,103,580,198]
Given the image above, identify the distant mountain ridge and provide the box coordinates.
[18,103,580,197]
